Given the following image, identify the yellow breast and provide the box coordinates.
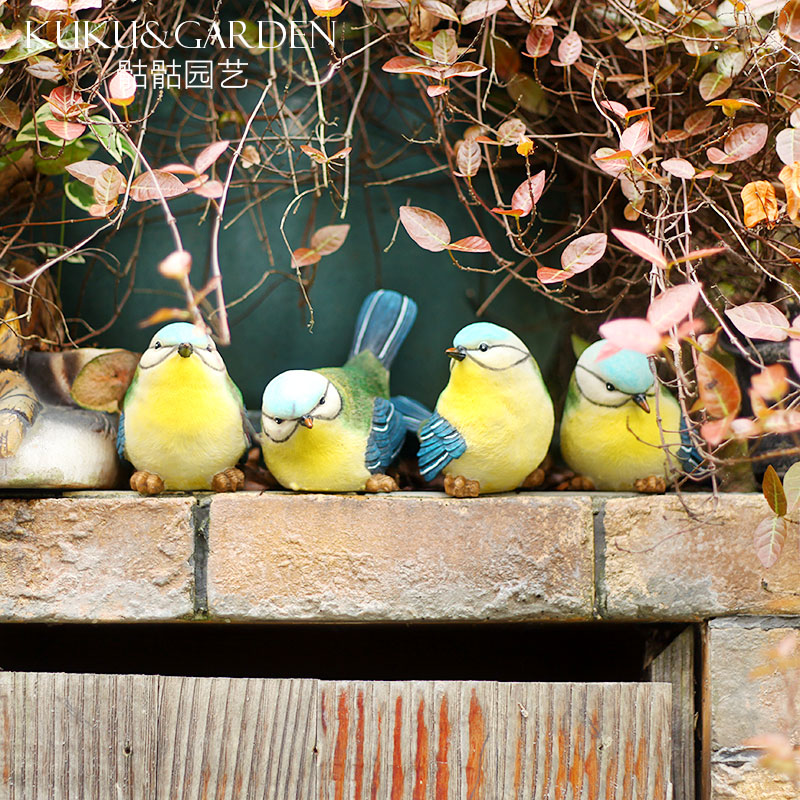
[262,417,370,492]
[560,389,683,490]
[124,355,246,490]
[437,358,554,493]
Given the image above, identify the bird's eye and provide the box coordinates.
[154,342,162,350]
[605,382,616,392]
[207,344,213,352]
[319,396,325,405]
[274,418,284,425]
[479,342,489,352]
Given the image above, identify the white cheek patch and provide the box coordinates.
[261,418,298,443]
[469,345,531,371]
[576,367,631,407]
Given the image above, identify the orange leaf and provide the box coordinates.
[779,161,800,224]
[695,353,741,419]
[741,181,779,228]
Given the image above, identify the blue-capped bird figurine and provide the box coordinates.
[396,321,555,497]
[260,289,416,492]
[118,322,253,495]
[560,339,702,491]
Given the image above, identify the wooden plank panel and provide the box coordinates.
[650,627,695,800]
[156,676,316,800]
[0,672,156,800]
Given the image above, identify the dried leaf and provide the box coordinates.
[70,350,140,414]
[310,224,350,256]
[611,228,667,269]
[754,515,788,569]
[399,206,451,252]
[240,145,261,168]
[725,302,790,342]
[647,283,702,333]
[741,181,779,227]
[779,161,800,224]
[0,98,21,130]
[695,352,741,418]
[778,0,800,41]
[0,370,38,457]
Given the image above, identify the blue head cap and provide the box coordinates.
[453,322,526,350]
[262,370,327,419]
[579,340,654,394]
[150,322,212,349]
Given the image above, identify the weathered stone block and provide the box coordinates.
[0,495,194,620]
[207,492,594,621]
[602,494,800,619]
[709,618,800,800]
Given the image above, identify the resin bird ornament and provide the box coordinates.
[560,339,700,492]
[398,322,554,497]
[118,322,252,495]
[260,289,417,492]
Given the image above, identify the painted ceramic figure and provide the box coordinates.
[260,289,416,492]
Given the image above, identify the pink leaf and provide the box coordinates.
[698,72,732,101]
[129,170,188,202]
[160,163,198,175]
[611,229,668,269]
[560,232,607,274]
[701,416,733,445]
[661,158,695,179]
[443,62,487,78]
[754,515,788,569]
[619,119,651,158]
[718,123,769,163]
[791,316,800,377]
[291,248,322,268]
[44,119,85,142]
[193,179,224,198]
[310,224,350,255]
[455,138,481,178]
[381,57,442,79]
[448,236,491,253]
[598,318,663,354]
[524,25,554,58]
[65,159,113,187]
[108,70,136,107]
[159,250,192,280]
[537,267,572,284]
[194,141,229,175]
[460,0,506,24]
[510,170,545,217]
[29,0,68,9]
[725,302,791,342]
[427,85,449,97]
[185,174,210,190]
[399,206,451,252]
[647,283,702,333]
[776,128,800,166]
[70,0,103,9]
[555,31,582,65]
[591,147,629,177]
[599,100,628,118]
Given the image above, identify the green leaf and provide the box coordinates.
[763,464,787,517]
[506,74,548,115]
[0,32,54,64]
[15,105,64,146]
[571,334,590,359]
[64,179,95,211]
[33,138,96,175]
[85,115,137,163]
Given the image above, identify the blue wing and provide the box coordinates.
[678,416,707,477]
[365,397,407,473]
[417,412,467,482]
[391,395,431,432]
[116,412,126,460]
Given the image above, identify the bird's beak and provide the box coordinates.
[299,416,314,429]
[177,343,193,359]
[632,393,650,413]
[445,346,466,361]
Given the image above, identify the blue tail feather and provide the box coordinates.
[391,395,431,433]
[349,290,417,369]
[678,416,707,477]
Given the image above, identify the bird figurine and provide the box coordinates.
[118,322,253,495]
[559,339,701,492]
[396,321,555,497]
[260,289,417,492]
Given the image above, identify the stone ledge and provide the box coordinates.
[602,494,800,620]
[0,496,195,621]
[206,492,595,622]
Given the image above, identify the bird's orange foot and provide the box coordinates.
[130,471,165,496]
[365,473,399,493]
[444,474,481,498]
[211,467,245,493]
[522,468,546,489]
[633,475,667,494]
